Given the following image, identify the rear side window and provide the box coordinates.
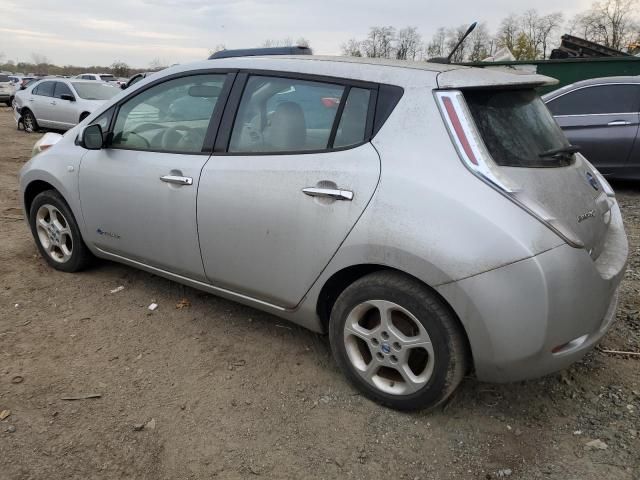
[334,87,371,148]
[465,89,572,168]
[33,81,55,97]
[229,76,346,153]
[546,84,640,115]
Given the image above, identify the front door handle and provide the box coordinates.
[607,120,631,126]
[302,187,353,201]
[160,175,193,186]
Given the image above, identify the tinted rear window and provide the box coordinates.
[0,75,10,82]
[465,89,572,168]
[100,75,116,82]
[546,84,640,116]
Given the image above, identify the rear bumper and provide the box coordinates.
[436,203,628,383]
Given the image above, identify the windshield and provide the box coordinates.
[100,75,116,82]
[71,82,119,100]
[464,89,572,168]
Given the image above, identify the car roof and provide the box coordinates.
[155,55,556,90]
[543,75,640,100]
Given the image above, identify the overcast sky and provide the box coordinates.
[1,0,592,68]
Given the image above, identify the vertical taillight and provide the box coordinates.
[435,90,584,249]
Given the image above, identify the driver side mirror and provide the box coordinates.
[79,124,104,150]
[60,94,75,102]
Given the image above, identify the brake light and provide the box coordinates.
[442,97,478,166]
[435,90,584,249]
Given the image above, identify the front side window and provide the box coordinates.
[111,74,226,153]
[229,76,346,153]
[54,82,74,99]
[547,84,640,116]
[33,81,55,97]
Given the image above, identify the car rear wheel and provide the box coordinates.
[29,190,93,272]
[329,271,468,411]
[22,109,38,133]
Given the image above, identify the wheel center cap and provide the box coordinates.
[381,343,391,354]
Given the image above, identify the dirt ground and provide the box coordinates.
[0,105,639,480]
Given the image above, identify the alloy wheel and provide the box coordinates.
[35,204,74,263]
[343,299,435,395]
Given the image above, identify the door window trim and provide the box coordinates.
[103,70,236,156]
[213,69,382,156]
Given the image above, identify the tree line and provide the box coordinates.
[342,0,640,61]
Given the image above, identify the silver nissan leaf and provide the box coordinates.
[19,53,628,410]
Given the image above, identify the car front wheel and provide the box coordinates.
[29,190,93,272]
[329,271,469,411]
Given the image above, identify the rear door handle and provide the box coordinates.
[302,187,353,201]
[607,120,631,126]
[160,175,193,186]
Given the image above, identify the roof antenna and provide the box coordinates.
[429,22,477,64]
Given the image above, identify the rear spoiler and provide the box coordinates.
[437,67,559,90]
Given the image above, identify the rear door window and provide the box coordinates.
[546,84,640,116]
[229,76,345,153]
[33,81,55,97]
[465,89,573,168]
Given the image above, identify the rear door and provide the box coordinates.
[545,83,640,175]
[197,73,380,308]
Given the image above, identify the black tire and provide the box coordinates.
[29,190,93,272]
[329,271,468,411]
[22,108,38,133]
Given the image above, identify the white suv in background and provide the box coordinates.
[75,73,119,85]
[0,74,13,106]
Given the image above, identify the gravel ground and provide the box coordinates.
[0,105,639,479]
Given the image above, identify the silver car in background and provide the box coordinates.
[13,78,120,132]
[18,53,628,410]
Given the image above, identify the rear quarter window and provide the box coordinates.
[465,89,573,168]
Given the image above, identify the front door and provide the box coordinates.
[79,73,229,280]
[198,74,380,307]
[548,83,640,175]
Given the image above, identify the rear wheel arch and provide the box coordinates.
[317,264,472,367]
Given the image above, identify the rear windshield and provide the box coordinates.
[100,75,116,82]
[465,89,572,168]
[71,82,119,100]
[0,75,10,82]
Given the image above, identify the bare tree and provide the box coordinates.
[445,25,472,63]
[361,26,395,58]
[341,38,363,57]
[538,13,564,58]
[111,61,130,77]
[571,0,639,50]
[426,28,447,58]
[467,23,494,61]
[395,27,421,60]
[148,58,168,70]
[497,14,520,52]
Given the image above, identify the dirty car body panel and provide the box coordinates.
[19,55,627,390]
